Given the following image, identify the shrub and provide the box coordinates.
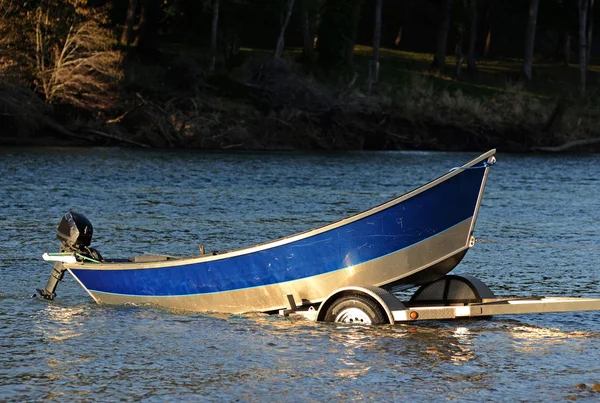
[0,0,122,111]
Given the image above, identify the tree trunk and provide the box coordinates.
[484,28,492,57]
[455,31,464,78]
[579,0,589,97]
[208,0,219,74]
[137,0,161,56]
[345,0,361,68]
[317,0,361,71]
[587,0,595,68]
[224,34,240,69]
[431,0,453,72]
[367,0,383,91]
[395,0,408,46]
[563,31,572,66]
[467,0,478,71]
[275,0,295,58]
[309,8,317,47]
[483,0,494,57]
[120,0,138,46]
[301,0,315,61]
[522,0,540,81]
[345,38,355,66]
[395,26,403,46]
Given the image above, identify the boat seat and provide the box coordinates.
[128,255,170,263]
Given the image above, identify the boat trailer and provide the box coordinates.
[278,275,600,324]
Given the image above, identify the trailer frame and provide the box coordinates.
[278,278,600,324]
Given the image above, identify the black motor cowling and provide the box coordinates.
[57,211,94,247]
[56,211,103,261]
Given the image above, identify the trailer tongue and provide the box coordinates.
[393,297,600,322]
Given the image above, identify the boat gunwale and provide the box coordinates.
[63,149,496,271]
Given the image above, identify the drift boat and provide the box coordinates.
[39,150,496,315]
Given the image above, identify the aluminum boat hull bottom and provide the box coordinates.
[61,150,496,314]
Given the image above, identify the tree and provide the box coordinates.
[563,31,572,66]
[317,0,363,71]
[467,0,478,71]
[137,0,161,56]
[522,0,540,81]
[455,22,465,78]
[121,0,138,46]
[431,0,453,72]
[274,0,295,58]
[209,0,219,73]
[367,0,382,91]
[587,0,595,66]
[482,0,494,57]
[394,0,409,46]
[549,0,577,66]
[300,0,316,61]
[578,0,590,96]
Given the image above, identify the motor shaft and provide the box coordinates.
[36,263,66,300]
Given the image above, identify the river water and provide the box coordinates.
[1,148,599,402]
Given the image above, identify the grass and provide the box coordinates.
[162,42,599,102]
[350,45,600,100]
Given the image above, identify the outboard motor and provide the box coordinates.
[37,211,103,300]
[56,211,103,261]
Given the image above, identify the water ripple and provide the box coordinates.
[1,149,600,402]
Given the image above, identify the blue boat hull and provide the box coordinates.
[64,150,496,313]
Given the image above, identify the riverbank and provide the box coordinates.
[2,48,599,153]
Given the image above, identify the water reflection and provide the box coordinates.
[509,324,594,354]
[511,325,592,341]
[330,327,377,379]
[448,326,476,363]
[316,322,483,386]
[35,305,85,342]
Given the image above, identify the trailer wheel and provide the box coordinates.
[323,294,387,325]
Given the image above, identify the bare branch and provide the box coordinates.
[1,1,122,110]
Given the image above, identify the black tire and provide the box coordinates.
[323,294,387,325]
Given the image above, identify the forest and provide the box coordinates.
[0,0,599,151]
